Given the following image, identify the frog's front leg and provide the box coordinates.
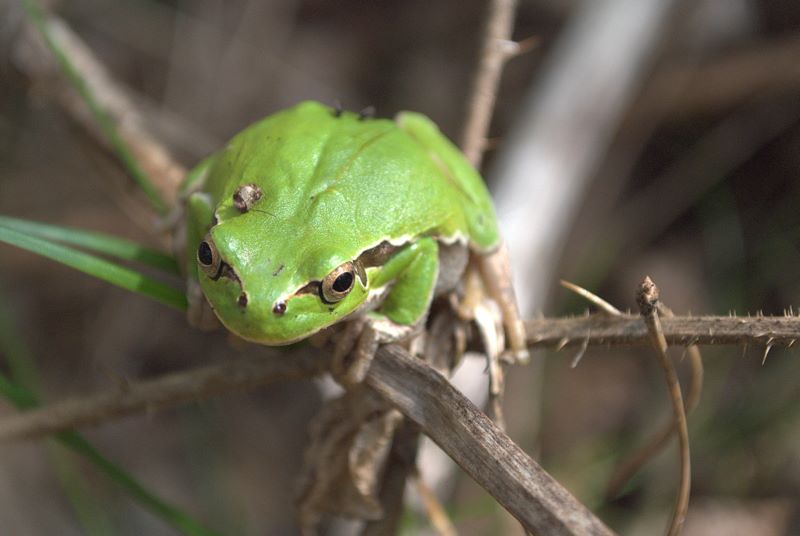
[331,238,439,386]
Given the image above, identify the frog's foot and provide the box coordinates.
[186,278,220,331]
[473,242,529,364]
[331,314,419,387]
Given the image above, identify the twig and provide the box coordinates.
[366,345,614,536]
[636,277,690,536]
[459,0,519,167]
[15,3,186,212]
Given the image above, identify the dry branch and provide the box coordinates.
[366,346,614,536]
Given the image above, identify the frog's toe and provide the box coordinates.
[330,318,375,387]
[502,347,530,365]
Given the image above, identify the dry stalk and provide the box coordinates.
[0,350,330,442]
[15,9,186,210]
[636,277,690,536]
[604,303,704,501]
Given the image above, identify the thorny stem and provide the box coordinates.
[460,0,519,167]
[637,277,691,536]
[525,314,800,348]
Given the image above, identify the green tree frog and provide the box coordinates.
[180,101,527,384]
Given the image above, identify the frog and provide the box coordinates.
[179,100,527,385]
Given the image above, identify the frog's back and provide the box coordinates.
[207,101,499,268]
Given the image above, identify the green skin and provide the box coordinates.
[183,101,499,345]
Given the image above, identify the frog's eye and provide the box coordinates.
[197,235,222,277]
[321,261,357,303]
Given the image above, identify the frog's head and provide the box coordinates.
[195,202,370,345]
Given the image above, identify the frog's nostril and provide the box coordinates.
[237,292,248,307]
[272,300,287,315]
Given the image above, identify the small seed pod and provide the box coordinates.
[233,184,263,213]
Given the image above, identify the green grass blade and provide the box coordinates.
[59,432,222,536]
[20,0,168,214]
[0,291,220,536]
[0,226,187,311]
[0,215,179,275]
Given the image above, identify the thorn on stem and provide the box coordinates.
[762,343,773,365]
[570,335,590,368]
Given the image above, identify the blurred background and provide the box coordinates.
[1,0,800,534]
